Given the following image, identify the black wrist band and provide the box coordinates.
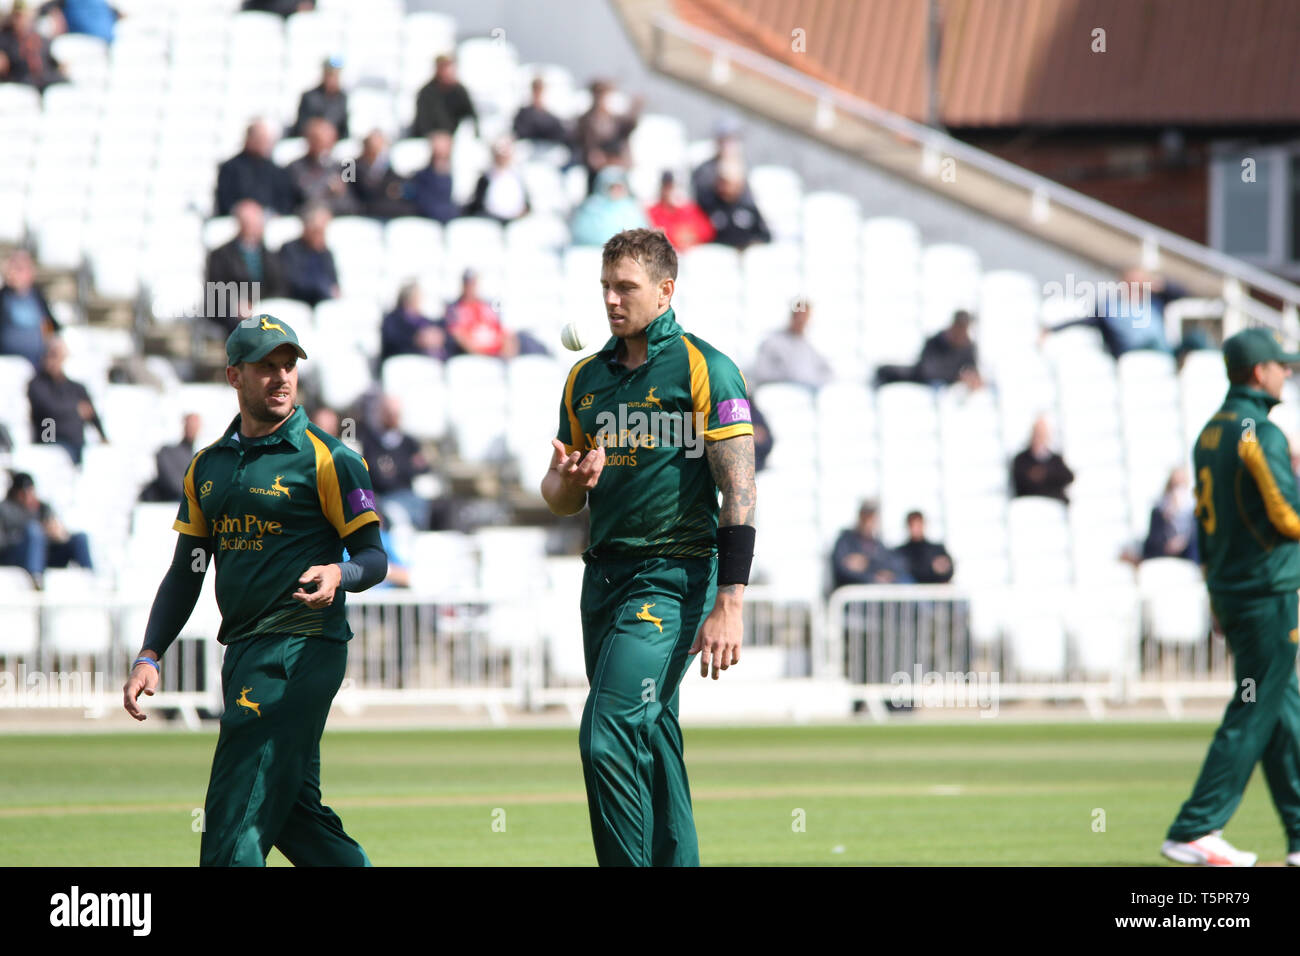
[717,524,755,586]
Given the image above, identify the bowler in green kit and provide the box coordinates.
[123,313,387,866]
[1162,328,1300,867]
[542,228,757,866]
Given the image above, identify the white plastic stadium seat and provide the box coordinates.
[1138,558,1210,645]
[0,568,38,657]
[40,568,112,656]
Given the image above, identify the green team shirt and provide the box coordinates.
[173,404,380,643]
[1193,384,1300,595]
[556,307,754,557]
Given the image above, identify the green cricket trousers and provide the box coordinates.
[200,634,370,867]
[579,553,717,867]
[1168,590,1300,852]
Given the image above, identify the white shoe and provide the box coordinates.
[1286,851,1300,866]
[1162,833,1257,867]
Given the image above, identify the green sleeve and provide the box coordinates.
[141,533,210,658]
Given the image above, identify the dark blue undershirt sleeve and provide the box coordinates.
[141,533,210,658]
[339,523,388,591]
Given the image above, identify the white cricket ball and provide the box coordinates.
[560,321,586,351]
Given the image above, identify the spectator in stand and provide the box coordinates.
[215,119,292,216]
[285,117,357,216]
[443,269,508,358]
[0,249,60,368]
[411,54,478,138]
[27,337,105,466]
[406,131,460,224]
[1041,267,1200,360]
[381,282,448,365]
[278,204,339,306]
[876,310,983,388]
[140,413,200,503]
[647,171,714,252]
[0,1,64,91]
[699,159,770,250]
[750,399,772,472]
[204,199,286,334]
[59,0,117,43]
[359,394,431,530]
[574,79,641,190]
[691,116,753,205]
[309,406,339,436]
[1011,416,1075,503]
[749,299,833,391]
[464,136,530,225]
[293,55,349,139]
[831,501,912,588]
[895,510,954,584]
[570,165,649,248]
[0,471,94,586]
[241,0,314,15]
[1143,466,1198,562]
[513,75,569,148]
[349,130,411,220]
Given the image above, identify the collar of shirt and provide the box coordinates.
[597,306,682,369]
[1225,384,1280,413]
[218,404,309,451]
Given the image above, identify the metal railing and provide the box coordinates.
[649,14,1300,328]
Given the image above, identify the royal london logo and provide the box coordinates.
[250,474,291,498]
[636,602,663,633]
[199,480,213,498]
[236,686,261,717]
[579,392,594,410]
[259,315,285,334]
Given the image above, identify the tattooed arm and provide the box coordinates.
[689,433,757,679]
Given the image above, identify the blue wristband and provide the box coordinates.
[133,656,160,672]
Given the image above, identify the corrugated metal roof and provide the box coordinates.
[672,0,1300,126]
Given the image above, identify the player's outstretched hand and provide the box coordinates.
[688,595,743,680]
[294,563,342,608]
[123,660,160,721]
[550,438,605,491]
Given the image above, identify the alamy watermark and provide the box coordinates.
[1042,274,1153,327]
[889,665,1000,717]
[0,668,110,713]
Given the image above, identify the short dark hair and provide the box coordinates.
[602,228,678,284]
[1227,363,1257,385]
[906,510,924,523]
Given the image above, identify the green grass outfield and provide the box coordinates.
[0,721,1291,866]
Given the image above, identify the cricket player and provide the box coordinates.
[542,228,757,866]
[123,314,387,866]
[1162,328,1300,867]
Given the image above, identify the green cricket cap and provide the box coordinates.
[225,313,308,366]
[1222,328,1300,371]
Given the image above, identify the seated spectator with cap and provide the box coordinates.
[349,130,412,220]
[411,53,479,138]
[205,199,286,335]
[647,171,715,252]
[750,299,833,391]
[0,471,94,586]
[831,502,912,588]
[215,119,293,216]
[1143,466,1198,562]
[512,75,570,148]
[698,159,770,250]
[1011,416,1074,502]
[406,131,461,224]
[876,310,982,388]
[570,166,649,247]
[0,249,60,368]
[285,117,358,217]
[141,413,202,503]
[293,55,349,139]
[692,116,752,205]
[894,510,955,584]
[464,136,530,225]
[278,204,339,307]
[574,79,642,188]
[381,283,448,365]
[27,337,105,466]
[358,394,432,530]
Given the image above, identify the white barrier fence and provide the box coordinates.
[0,582,1250,723]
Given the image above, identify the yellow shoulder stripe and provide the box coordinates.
[1239,439,1300,539]
[682,335,711,424]
[562,355,598,455]
[172,448,210,537]
[308,431,380,537]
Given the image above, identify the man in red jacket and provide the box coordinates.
[647,172,715,252]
